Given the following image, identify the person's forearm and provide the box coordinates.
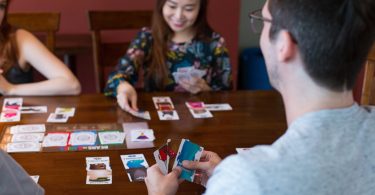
[7,78,81,96]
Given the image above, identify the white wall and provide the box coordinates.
[239,0,266,51]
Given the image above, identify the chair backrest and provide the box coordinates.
[88,10,152,93]
[361,44,375,105]
[8,12,60,52]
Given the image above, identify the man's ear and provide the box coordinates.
[276,30,297,63]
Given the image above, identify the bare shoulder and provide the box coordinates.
[13,29,39,45]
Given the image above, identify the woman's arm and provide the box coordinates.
[3,29,81,96]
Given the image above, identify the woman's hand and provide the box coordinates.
[179,77,211,94]
[116,81,138,111]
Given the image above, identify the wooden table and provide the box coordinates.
[1,91,287,195]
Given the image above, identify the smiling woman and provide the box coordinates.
[105,0,232,112]
[0,0,81,96]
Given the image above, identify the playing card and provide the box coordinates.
[86,157,112,185]
[7,142,41,153]
[186,102,212,118]
[172,72,191,83]
[98,131,125,145]
[152,97,174,110]
[120,154,149,182]
[2,98,23,111]
[153,139,176,175]
[47,113,69,123]
[20,106,47,114]
[122,122,154,149]
[157,110,180,120]
[11,133,45,142]
[0,110,21,122]
[127,109,151,120]
[69,131,97,146]
[55,107,75,117]
[173,139,204,182]
[205,104,233,111]
[30,175,40,183]
[42,132,70,147]
[10,124,46,134]
[186,102,205,109]
[130,129,155,142]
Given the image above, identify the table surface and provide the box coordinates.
[1,91,287,195]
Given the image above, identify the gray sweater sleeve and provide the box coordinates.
[0,150,44,195]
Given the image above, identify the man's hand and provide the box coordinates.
[116,81,138,111]
[145,164,182,195]
[179,77,211,94]
[182,151,222,186]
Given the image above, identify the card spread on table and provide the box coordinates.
[98,131,125,145]
[127,109,151,120]
[86,156,112,185]
[153,96,180,120]
[120,154,149,182]
[186,102,212,118]
[10,124,46,134]
[47,113,69,123]
[153,139,176,175]
[42,132,70,147]
[7,142,41,153]
[1,98,22,122]
[205,104,233,111]
[173,139,204,182]
[130,129,155,142]
[123,122,154,149]
[152,97,174,110]
[11,133,45,143]
[55,107,75,117]
[20,106,48,114]
[69,131,97,146]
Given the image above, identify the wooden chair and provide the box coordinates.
[88,10,152,93]
[8,12,60,52]
[361,44,375,105]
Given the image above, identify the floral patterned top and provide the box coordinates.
[104,27,232,96]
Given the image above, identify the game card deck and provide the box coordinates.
[127,109,151,120]
[153,139,176,175]
[205,103,233,111]
[98,131,125,145]
[47,113,69,123]
[173,139,204,182]
[123,122,155,149]
[42,132,70,147]
[86,157,112,185]
[20,106,48,114]
[130,129,155,142]
[186,102,213,118]
[7,142,41,153]
[10,124,46,134]
[69,131,97,146]
[120,154,149,182]
[0,98,22,122]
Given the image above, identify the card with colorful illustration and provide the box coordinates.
[47,113,69,123]
[128,109,151,120]
[173,139,204,182]
[205,104,233,111]
[86,157,112,185]
[69,131,97,146]
[11,133,45,143]
[20,106,48,114]
[2,98,23,111]
[7,142,41,153]
[0,110,21,122]
[152,97,174,110]
[186,102,212,118]
[123,122,154,149]
[153,139,176,175]
[10,124,46,134]
[130,129,155,142]
[98,131,125,145]
[157,110,180,120]
[120,154,149,182]
[42,132,70,147]
[55,107,75,117]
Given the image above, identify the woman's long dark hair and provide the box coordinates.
[147,0,213,90]
[0,0,18,71]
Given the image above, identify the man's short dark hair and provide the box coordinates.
[268,0,375,91]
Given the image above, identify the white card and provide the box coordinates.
[10,124,46,134]
[12,133,45,142]
[152,97,174,109]
[157,110,179,120]
[20,106,48,114]
[69,131,97,146]
[130,129,155,142]
[55,107,75,117]
[188,108,213,118]
[128,109,151,120]
[120,154,149,182]
[7,142,41,153]
[30,175,39,183]
[86,156,112,185]
[205,104,233,111]
[42,133,69,147]
[2,98,23,111]
[98,131,125,145]
[0,111,21,122]
[122,122,154,149]
[47,113,69,123]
